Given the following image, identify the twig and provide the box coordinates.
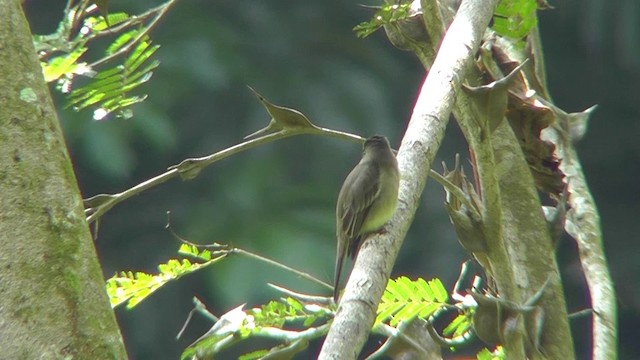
[231,248,331,290]
[366,321,435,359]
[90,0,181,68]
[267,283,333,304]
[164,213,332,292]
[176,297,216,340]
[83,2,174,42]
[85,126,362,224]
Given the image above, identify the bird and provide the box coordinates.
[334,135,400,303]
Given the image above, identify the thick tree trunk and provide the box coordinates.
[0,1,127,358]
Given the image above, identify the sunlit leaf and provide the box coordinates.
[183,297,328,359]
[376,277,449,326]
[106,247,226,309]
[66,37,160,119]
[107,30,141,55]
[42,47,88,82]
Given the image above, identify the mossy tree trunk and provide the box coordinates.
[0,1,127,358]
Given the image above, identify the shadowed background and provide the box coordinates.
[25,0,639,358]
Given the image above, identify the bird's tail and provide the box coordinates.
[333,245,345,303]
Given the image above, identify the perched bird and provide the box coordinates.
[334,135,400,302]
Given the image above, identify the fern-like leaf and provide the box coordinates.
[178,243,213,261]
[41,47,90,82]
[106,248,225,309]
[376,276,449,326]
[477,346,505,360]
[106,30,141,55]
[66,36,160,120]
[443,312,474,338]
[182,297,329,360]
[82,12,130,33]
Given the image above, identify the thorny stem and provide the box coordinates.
[85,127,362,224]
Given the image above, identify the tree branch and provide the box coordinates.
[539,102,616,360]
[530,26,617,360]
[560,140,617,360]
[85,115,363,224]
[318,0,499,358]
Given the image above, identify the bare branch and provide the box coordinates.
[539,100,617,360]
[84,99,364,224]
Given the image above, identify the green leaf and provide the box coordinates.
[443,312,473,338]
[477,346,505,360]
[178,243,213,261]
[66,37,160,119]
[376,277,449,326]
[183,297,329,359]
[125,42,160,73]
[492,0,538,39]
[391,302,424,326]
[430,278,449,302]
[417,302,442,318]
[106,248,225,309]
[83,12,130,33]
[353,3,413,38]
[107,30,141,55]
[42,47,88,82]
[286,297,304,312]
[376,302,404,325]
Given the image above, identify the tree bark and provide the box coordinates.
[0,1,127,358]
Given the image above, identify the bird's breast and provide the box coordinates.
[359,170,399,234]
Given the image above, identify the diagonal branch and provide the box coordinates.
[85,106,363,224]
[318,0,499,358]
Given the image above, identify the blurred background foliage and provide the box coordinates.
[24,0,639,358]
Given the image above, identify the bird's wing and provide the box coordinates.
[337,161,382,257]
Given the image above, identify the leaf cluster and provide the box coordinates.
[376,277,449,326]
[181,298,330,360]
[65,33,160,120]
[106,244,224,309]
[353,0,540,42]
[353,3,414,39]
[36,1,171,120]
[107,242,501,359]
